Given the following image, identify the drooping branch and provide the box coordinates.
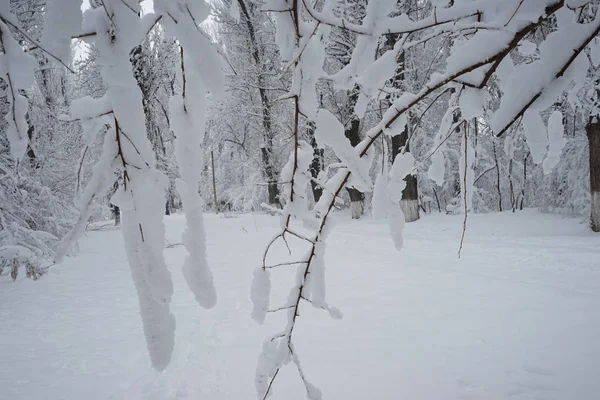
[494,16,600,137]
[0,13,75,73]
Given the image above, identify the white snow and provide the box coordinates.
[41,0,83,64]
[170,74,217,310]
[458,87,484,120]
[372,172,389,220]
[59,0,179,372]
[387,152,414,250]
[250,267,271,324]
[155,0,225,99]
[0,18,37,160]
[522,110,548,164]
[491,9,597,135]
[543,110,567,174]
[518,40,537,56]
[315,109,373,191]
[6,211,598,399]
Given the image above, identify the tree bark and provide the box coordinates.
[392,125,420,222]
[113,205,121,226]
[384,37,419,222]
[308,124,324,203]
[586,118,600,232]
[345,117,365,219]
[238,0,281,207]
[492,141,503,212]
[519,152,529,211]
[211,151,219,213]
[131,44,175,214]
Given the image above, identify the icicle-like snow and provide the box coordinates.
[388,152,415,251]
[304,240,327,308]
[154,0,226,311]
[118,205,176,371]
[372,139,390,220]
[372,173,390,220]
[543,110,566,174]
[60,0,177,371]
[522,110,548,164]
[279,140,313,222]
[428,104,458,186]
[170,73,217,309]
[250,268,271,324]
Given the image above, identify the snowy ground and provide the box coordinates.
[1,210,599,400]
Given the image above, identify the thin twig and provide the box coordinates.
[458,123,468,258]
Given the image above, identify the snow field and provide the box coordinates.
[1,210,599,400]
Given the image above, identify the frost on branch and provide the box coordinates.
[55,0,232,370]
[156,0,225,310]
[491,8,596,138]
[155,0,225,99]
[170,65,217,310]
[315,109,372,191]
[0,18,36,160]
[427,97,459,187]
[69,96,112,144]
[256,0,600,397]
[55,0,177,371]
[254,1,348,397]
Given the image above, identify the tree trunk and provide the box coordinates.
[347,188,364,219]
[392,126,420,222]
[110,181,121,226]
[519,152,529,211]
[308,126,324,203]
[345,117,365,219]
[113,205,121,226]
[261,145,280,206]
[25,113,38,169]
[131,44,174,215]
[432,187,442,213]
[586,118,600,232]
[211,150,219,213]
[492,141,503,212]
[238,0,281,208]
[509,158,516,212]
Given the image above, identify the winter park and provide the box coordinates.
[1,0,600,399]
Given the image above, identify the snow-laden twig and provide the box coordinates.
[156,0,225,310]
[256,1,599,397]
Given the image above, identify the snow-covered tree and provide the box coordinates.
[252,0,600,397]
